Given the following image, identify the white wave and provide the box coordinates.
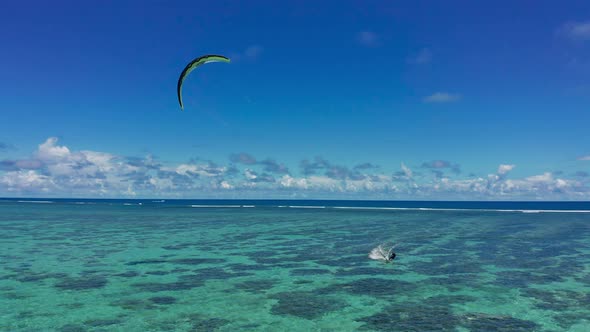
[288,205,326,209]
[242,205,255,208]
[368,245,387,261]
[331,206,590,213]
[517,209,590,213]
[368,244,397,262]
[190,205,242,208]
[17,200,53,204]
[333,206,407,210]
[475,208,590,213]
[152,200,165,203]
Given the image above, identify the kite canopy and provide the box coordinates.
[177,54,230,110]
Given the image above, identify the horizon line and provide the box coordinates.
[1,197,588,203]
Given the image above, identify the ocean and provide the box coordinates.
[1,198,589,331]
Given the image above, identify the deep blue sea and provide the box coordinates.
[1,198,589,331]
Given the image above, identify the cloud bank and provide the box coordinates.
[0,137,588,200]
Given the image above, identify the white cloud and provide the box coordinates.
[36,137,70,161]
[498,164,516,175]
[555,178,569,189]
[175,164,198,176]
[220,181,233,190]
[344,175,392,192]
[428,168,585,199]
[244,169,257,180]
[279,175,308,189]
[401,162,413,178]
[306,176,341,191]
[0,170,55,192]
[558,21,590,41]
[83,151,117,171]
[175,163,226,177]
[578,155,590,161]
[423,92,461,103]
[149,177,175,191]
[1,138,589,199]
[1,138,158,196]
[124,185,136,197]
[525,172,553,183]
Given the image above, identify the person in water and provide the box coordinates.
[386,251,396,262]
[368,244,398,263]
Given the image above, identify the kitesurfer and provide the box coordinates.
[386,251,396,262]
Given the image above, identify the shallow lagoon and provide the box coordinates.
[1,200,589,331]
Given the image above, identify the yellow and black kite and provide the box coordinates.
[177,54,230,110]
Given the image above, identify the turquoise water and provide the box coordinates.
[1,200,589,331]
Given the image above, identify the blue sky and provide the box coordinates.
[1,1,589,199]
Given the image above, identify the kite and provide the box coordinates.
[177,54,230,110]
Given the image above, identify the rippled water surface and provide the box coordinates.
[1,200,589,331]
